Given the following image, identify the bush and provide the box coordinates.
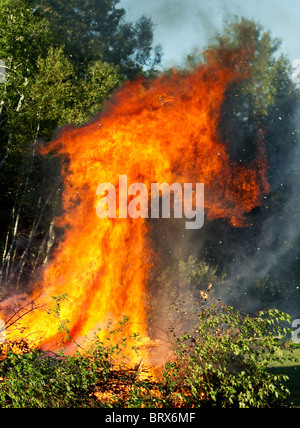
[0,302,295,408]
[0,317,161,408]
[160,303,293,408]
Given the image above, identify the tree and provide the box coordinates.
[203,18,298,168]
[34,0,162,77]
[0,0,159,288]
[186,18,300,314]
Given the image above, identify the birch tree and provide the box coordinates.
[0,0,158,288]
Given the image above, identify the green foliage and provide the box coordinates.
[35,0,161,77]
[211,18,283,116]
[0,299,295,408]
[0,0,159,286]
[150,255,224,305]
[161,303,294,408]
[184,17,300,315]
[0,315,158,408]
[178,255,225,291]
[193,17,300,167]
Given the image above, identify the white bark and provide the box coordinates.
[1,122,40,284]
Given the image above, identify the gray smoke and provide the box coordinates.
[215,106,300,318]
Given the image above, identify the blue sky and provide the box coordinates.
[120,0,300,68]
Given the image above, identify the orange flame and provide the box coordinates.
[1,53,269,357]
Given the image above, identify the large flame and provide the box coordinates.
[1,52,269,354]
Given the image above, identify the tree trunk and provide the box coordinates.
[0,77,28,169]
[1,122,40,285]
[15,184,57,287]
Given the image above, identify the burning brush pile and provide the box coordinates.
[0,46,295,408]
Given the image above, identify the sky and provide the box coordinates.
[119,0,300,68]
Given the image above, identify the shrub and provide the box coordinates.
[160,303,293,408]
[0,301,295,408]
[0,316,161,408]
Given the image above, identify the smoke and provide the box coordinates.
[145,78,300,324]
[120,0,300,69]
[213,105,300,318]
[120,0,220,67]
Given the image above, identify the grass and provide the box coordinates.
[268,348,300,407]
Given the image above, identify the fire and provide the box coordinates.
[200,283,213,301]
[0,51,269,360]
